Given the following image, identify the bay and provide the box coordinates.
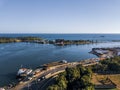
[0,34,120,86]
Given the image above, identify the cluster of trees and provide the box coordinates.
[92,56,120,72]
[47,65,94,90]
[17,36,43,41]
[0,37,19,43]
[64,40,93,45]
[0,36,43,43]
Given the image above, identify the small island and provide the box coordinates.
[0,36,44,43]
[53,39,94,46]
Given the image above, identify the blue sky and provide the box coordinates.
[0,0,120,33]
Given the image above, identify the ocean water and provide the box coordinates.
[0,33,120,41]
[0,34,120,86]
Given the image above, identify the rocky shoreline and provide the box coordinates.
[90,47,120,58]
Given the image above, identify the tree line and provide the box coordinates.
[92,56,120,73]
[0,36,43,43]
[47,65,94,90]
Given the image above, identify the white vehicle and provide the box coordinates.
[28,77,32,80]
[37,79,41,82]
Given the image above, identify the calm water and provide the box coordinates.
[0,34,120,86]
[1,33,120,41]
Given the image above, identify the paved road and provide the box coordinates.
[24,63,80,90]
[11,61,97,90]
[22,65,67,90]
[40,76,56,90]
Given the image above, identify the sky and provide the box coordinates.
[0,0,120,33]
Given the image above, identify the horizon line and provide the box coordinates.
[1,32,120,34]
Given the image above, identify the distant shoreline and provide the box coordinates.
[0,36,96,46]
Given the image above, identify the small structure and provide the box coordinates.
[95,49,108,55]
[0,88,5,90]
[55,39,64,46]
[117,52,120,56]
[60,60,67,63]
[17,68,27,75]
[17,68,32,77]
[32,69,41,76]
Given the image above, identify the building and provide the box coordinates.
[60,60,67,63]
[17,68,33,77]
